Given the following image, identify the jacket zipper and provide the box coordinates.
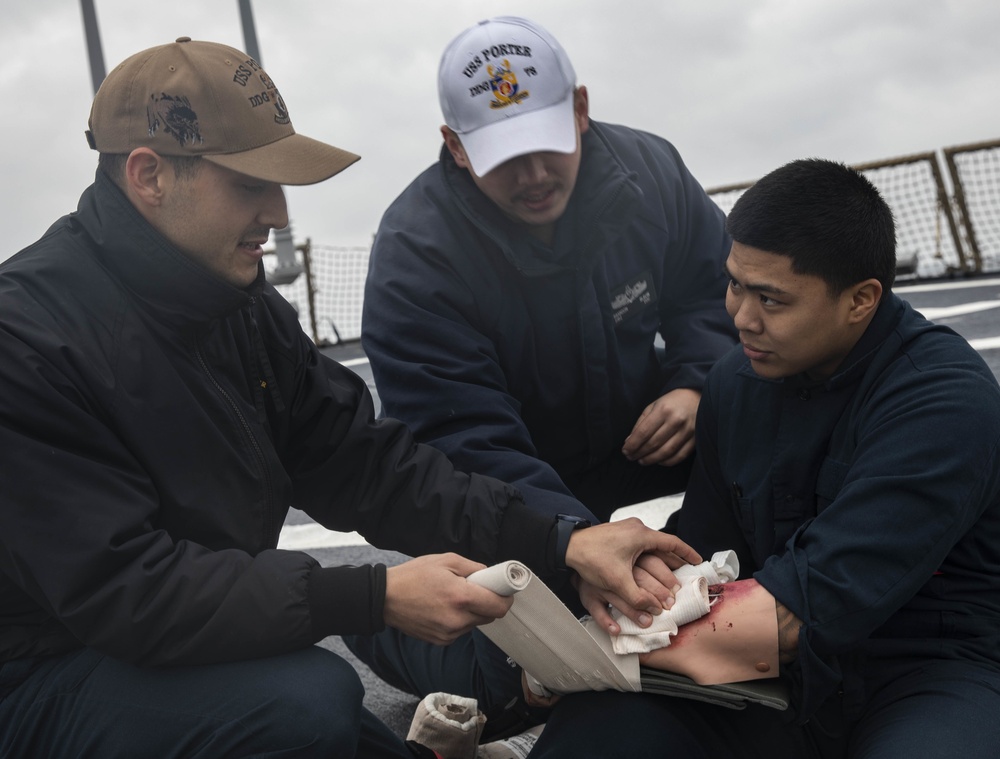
[194,340,277,552]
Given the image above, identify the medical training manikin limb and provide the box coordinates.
[638,578,780,685]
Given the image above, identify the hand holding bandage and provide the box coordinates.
[563,518,704,632]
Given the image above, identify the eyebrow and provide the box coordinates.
[724,264,791,297]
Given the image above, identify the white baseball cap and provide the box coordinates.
[438,17,577,176]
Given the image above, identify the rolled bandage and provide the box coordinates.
[406,692,486,757]
[467,561,532,596]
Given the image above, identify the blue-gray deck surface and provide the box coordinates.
[298,275,1000,739]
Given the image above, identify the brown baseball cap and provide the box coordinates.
[86,37,359,185]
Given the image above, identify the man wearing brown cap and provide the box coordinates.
[0,38,702,757]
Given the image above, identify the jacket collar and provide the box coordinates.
[820,292,907,390]
[77,170,261,329]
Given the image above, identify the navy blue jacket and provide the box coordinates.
[0,171,555,667]
[678,294,1000,720]
[363,122,736,520]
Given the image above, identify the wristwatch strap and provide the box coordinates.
[552,514,591,572]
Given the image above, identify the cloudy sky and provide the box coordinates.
[3,0,999,261]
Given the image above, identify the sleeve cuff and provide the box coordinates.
[307,563,387,637]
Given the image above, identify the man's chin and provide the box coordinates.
[748,359,786,379]
[218,265,260,289]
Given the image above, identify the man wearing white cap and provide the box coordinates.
[355,16,736,735]
[0,37,703,757]
[364,14,735,532]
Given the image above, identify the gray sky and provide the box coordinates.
[3,0,999,261]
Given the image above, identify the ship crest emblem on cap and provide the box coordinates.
[147,93,204,148]
[487,60,529,110]
[258,72,291,126]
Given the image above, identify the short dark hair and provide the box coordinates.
[726,158,897,294]
[97,152,202,186]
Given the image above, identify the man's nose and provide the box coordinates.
[513,153,548,184]
[728,294,759,333]
[259,183,289,230]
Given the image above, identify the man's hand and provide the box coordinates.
[383,554,513,645]
[565,519,702,634]
[622,388,701,466]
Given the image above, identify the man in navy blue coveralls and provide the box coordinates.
[526,159,1000,758]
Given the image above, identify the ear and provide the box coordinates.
[846,278,883,324]
[574,85,590,135]
[440,126,472,170]
[124,148,170,209]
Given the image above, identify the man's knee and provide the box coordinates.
[530,690,806,759]
[253,647,367,751]
[342,629,523,712]
[190,648,369,756]
[529,691,709,758]
[0,648,373,758]
[851,661,1000,759]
